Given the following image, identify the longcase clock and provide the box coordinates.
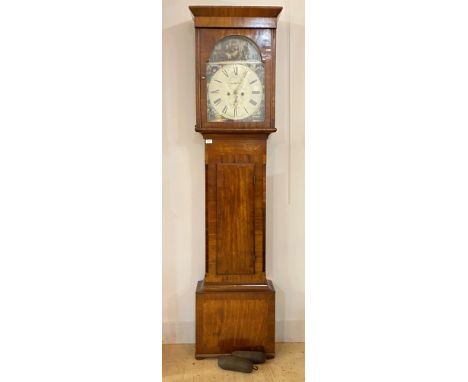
[189,5,282,359]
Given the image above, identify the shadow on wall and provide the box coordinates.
[162,20,205,343]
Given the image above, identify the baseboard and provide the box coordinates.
[163,320,304,344]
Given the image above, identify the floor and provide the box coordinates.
[162,343,305,381]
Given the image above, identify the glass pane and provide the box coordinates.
[207,36,265,123]
[209,36,262,62]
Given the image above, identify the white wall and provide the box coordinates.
[162,0,304,343]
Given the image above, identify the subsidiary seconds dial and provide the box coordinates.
[207,63,263,121]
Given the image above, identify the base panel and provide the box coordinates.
[195,352,275,360]
[195,279,275,357]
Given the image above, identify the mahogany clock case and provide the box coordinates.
[189,6,282,359]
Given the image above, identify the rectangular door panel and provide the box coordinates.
[216,163,255,275]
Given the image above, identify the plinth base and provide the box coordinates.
[195,279,275,358]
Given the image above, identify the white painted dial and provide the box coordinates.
[207,64,263,121]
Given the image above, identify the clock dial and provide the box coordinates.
[208,63,263,121]
[206,35,265,122]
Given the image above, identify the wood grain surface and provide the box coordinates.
[189,6,282,29]
[216,163,255,275]
[204,138,266,284]
[196,280,275,357]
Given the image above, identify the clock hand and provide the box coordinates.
[234,69,249,95]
